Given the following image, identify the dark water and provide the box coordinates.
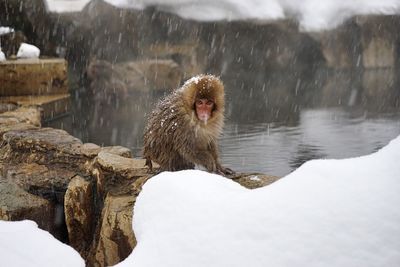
[47,69,400,176]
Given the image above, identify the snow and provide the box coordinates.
[0,49,5,61]
[45,0,400,31]
[16,43,40,59]
[0,26,14,36]
[115,135,400,267]
[0,220,84,267]
[44,0,91,13]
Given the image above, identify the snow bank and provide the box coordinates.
[16,43,40,59]
[115,135,400,267]
[0,26,14,36]
[46,0,400,31]
[0,220,84,267]
[0,50,5,61]
[44,0,91,13]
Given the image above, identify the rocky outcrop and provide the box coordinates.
[311,15,400,70]
[87,193,136,267]
[0,178,56,236]
[64,175,95,258]
[87,59,183,96]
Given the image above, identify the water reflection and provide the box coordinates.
[221,109,400,176]
[46,68,400,176]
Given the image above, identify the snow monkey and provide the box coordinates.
[143,74,234,175]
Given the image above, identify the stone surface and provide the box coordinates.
[0,178,56,235]
[87,59,183,96]
[310,20,361,69]
[0,107,41,126]
[0,59,68,96]
[1,127,96,170]
[0,102,18,113]
[64,175,95,258]
[88,193,136,267]
[143,43,207,79]
[356,15,400,69]
[3,163,76,201]
[0,94,71,121]
[92,151,149,197]
[231,173,281,189]
[101,146,133,158]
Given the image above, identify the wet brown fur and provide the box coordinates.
[143,74,226,173]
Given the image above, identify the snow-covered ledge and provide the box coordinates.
[115,135,400,267]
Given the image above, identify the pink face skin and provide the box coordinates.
[195,98,214,122]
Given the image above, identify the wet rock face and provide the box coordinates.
[64,175,95,258]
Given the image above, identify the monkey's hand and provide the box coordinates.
[217,165,235,176]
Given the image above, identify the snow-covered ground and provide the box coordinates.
[114,134,400,267]
[45,0,400,30]
[0,220,84,267]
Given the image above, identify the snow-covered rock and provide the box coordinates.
[0,49,5,61]
[16,43,40,59]
[0,220,84,267]
[43,0,400,31]
[0,26,14,36]
[115,135,400,267]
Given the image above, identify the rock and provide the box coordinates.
[310,20,361,69]
[362,69,398,108]
[3,163,76,201]
[91,151,149,196]
[1,127,95,170]
[119,59,183,92]
[64,175,95,258]
[87,59,183,95]
[231,173,281,189]
[81,143,102,157]
[0,178,56,235]
[356,15,400,68]
[0,94,71,122]
[0,102,18,113]
[143,43,207,79]
[0,59,68,96]
[88,193,136,267]
[101,146,132,158]
[0,122,37,140]
[0,107,41,127]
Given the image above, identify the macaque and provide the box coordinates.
[143,74,234,175]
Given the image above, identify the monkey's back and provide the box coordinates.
[143,92,195,171]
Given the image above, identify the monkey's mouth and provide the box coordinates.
[197,112,210,123]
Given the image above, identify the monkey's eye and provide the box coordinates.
[196,99,203,106]
[206,100,214,106]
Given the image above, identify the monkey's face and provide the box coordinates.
[195,98,214,123]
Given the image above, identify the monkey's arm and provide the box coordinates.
[209,141,235,176]
[173,130,218,172]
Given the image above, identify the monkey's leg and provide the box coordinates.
[145,158,153,173]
